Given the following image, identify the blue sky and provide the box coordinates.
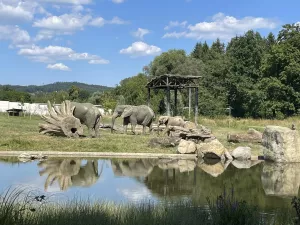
[0,0,299,87]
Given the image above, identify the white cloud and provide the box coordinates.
[33,14,92,32]
[120,42,161,57]
[88,59,109,64]
[132,28,150,39]
[34,30,55,41]
[0,25,30,44]
[112,0,125,3]
[38,0,92,4]
[89,17,105,26]
[164,21,187,30]
[89,16,128,27]
[47,63,71,71]
[18,45,109,64]
[163,13,278,41]
[0,2,33,22]
[0,1,50,24]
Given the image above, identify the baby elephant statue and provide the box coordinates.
[70,102,102,138]
[111,105,155,134]
[158,116,185,128]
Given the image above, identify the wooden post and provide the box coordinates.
[166,77,171,116]
[174,89,178,116]
[195,87,199,125]
[147,88,151,107]
[188,88,191,119]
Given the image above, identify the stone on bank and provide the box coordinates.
[262,125,300,162]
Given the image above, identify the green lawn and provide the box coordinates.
[0,113,298,155]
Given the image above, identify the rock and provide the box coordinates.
[227,128,262,143]
[262,126,300,162]
[177,139,197,154]
[18,153,48,162]
[184,121,197,129]
[231,146,251,160]
[148,137,181,148]
[261,162,300,197]
[196,139,227,159]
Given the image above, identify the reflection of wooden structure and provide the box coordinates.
[6,108,26,116]
[146,74,201,123]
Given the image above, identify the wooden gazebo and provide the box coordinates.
[146,74,201,123]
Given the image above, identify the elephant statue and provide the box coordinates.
[70,102,102,138]
[158,116,185,128]
[111,105,155,134]
[38,159,103,191]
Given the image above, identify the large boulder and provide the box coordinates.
[183,121,197,129]
[196,139,227,159]
[262,126,300,162]
[227,128,262,143]
[231,146,251,160]
[157,159,196,172]
[177,139,197,154]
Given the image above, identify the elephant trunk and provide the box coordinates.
[111,112,119,133]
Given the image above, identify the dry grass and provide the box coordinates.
[0,113,297,155]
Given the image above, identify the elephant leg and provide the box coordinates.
[94,116,101,138]
[142,126,146,135]
[123,117,130,134]
[88,127,94,138]
[130,117,137,134]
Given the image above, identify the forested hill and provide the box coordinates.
[0,82,113,93]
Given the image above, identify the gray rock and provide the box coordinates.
[231,146,251,160]
[263,126,300,162]
[177,139,197,154]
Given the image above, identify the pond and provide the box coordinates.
[0,157,297,213]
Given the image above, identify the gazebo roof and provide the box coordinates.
[146,74,201,89]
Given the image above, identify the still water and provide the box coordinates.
[0,157,297,212]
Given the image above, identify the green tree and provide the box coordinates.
[260,23,300,118]
[68,85,80,101]
[149,50,187,76]
[226,30,267,117]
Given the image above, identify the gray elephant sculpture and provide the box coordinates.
[158,116,185,128]
[70,102,102,138]
[111,105,155,134]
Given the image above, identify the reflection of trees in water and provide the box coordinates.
[38,159,102,191]
[111,158,294,212]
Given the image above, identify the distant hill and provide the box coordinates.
[0,82,113,93]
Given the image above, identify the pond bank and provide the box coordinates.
[0,151,197,159]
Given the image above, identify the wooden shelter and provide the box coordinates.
[146,74,201,123]
[6,108,26,116]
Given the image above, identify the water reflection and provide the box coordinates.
[0,156,297,212]
[262,162,300,197]
[38,159,102,191]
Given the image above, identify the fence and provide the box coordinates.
[0,101,107,116]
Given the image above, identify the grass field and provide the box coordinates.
[0,113,298,155]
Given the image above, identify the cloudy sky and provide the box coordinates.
[0,0,298,87]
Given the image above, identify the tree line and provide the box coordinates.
[112,23,300,119]
[1,24,300,118]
